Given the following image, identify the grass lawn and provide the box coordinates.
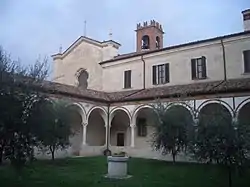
[0,156,249,187]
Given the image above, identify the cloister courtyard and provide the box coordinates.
[0,157,249,187]
[54,98,250,160]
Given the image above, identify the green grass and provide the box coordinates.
[0,156,249,187]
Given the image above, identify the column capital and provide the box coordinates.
[82,122,88,127]
[130,124,136,128]
[193,118,199,126]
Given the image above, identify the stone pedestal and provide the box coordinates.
[105,156,131,179]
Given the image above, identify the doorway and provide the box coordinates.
[117,133,125,146]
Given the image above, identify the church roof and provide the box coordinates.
[51,36,120,60]
[100,30,250,65]
[39,78,250,103]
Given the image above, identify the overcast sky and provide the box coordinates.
[0,0,249,73]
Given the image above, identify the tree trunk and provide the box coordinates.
[0,147,3,165]
[49,146,55,161]
[172,150,176,163]
[228,165,232,187]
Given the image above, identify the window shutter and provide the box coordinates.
[165,63,169,83]
[124,71,127,88]
[243,50,250,73]
[152,65,157,85]
[124,70,131,88]
[128,70,131,88]
[201,56,207,78]
[191,59,196,79]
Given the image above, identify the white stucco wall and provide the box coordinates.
[224,35,250,79]
[101,34,250,92]
[53,41,104,90]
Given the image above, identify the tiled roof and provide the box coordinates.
[37,78,250,103]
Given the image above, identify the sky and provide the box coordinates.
[0,0,249,76]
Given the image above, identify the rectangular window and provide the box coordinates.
[137,118,147,137]
[124,70,131,88]
[152,63,169,85]
[243,50,250,73]
[191,56,207,80]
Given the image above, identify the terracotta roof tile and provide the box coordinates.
[28,78,250,103]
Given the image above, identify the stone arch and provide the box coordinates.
[87,106,107,122]
[237,101,250,126]
[235,98,250,119]
[196,99,234,119]
[167,102,195,121]
[67,103,86,156]
[86,107,106,146]
[198,102,232,127]
[110,108,131,146]
[132,104,153,123]
[67,102,87,123]
[110,106,131,123]
[132,104,157,147]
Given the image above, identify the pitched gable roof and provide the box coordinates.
[51,36,121,60]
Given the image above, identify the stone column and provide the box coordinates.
[105,119,110,147]
[130,125,135,147]
[82,122,87,145]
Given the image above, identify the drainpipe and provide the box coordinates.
[141,55,146,89]
[106,104,110,155]
[220,39,227,81]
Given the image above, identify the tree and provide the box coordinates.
[36,100,73,160]
[0,47,49,171]
[151,100,194,163]
[190,104,250,187]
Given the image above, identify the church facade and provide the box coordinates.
[41,9,250,161]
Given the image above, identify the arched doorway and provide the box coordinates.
[110,109,131,146]
[87,108,106,146]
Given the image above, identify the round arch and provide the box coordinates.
[235,98,250,119]
[167,102,195,120]
[67,102,87,123]
[109,108,131,146]
[87,106,107,122]
[110,106,132,123]
[132,104,153,122]
[236,101,250,125]
[198,102,232,127]
[196,99,234,118]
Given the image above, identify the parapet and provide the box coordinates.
[136,20,163,32]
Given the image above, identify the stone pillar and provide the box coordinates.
[105,119,111,146]
[82,122,87,145]
[130,125,135,147]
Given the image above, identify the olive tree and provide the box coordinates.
[151,99,194,163]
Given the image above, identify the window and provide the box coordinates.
[243,50,250,73]
[141,35,150,49]
[77,69,89,89]
[137,118,147,137]
[124,70,131,88]
[156,36,160,49]
[152,63,169,85]
[191,56,207,79]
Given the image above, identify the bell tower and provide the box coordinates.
[135,20,164,52]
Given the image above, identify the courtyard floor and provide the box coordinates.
[0,156,249,187]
